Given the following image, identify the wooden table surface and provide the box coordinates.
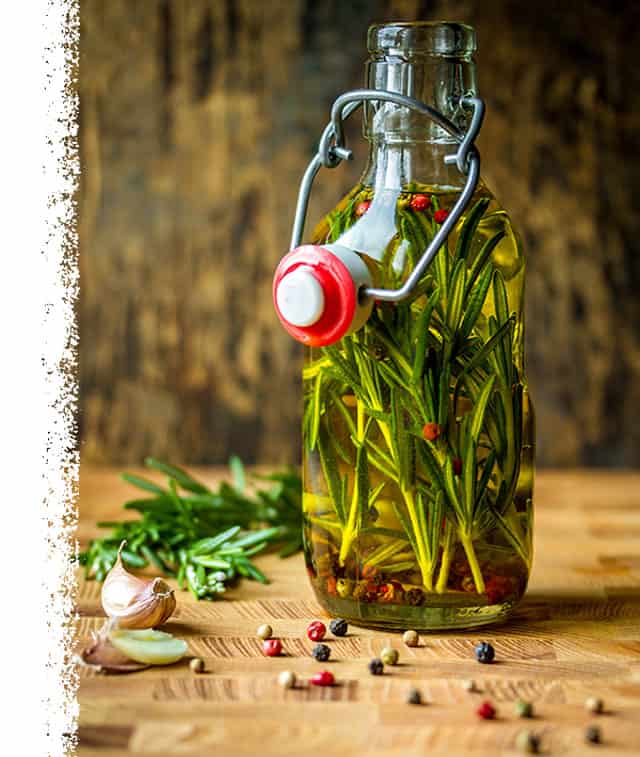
[76,468,640,756]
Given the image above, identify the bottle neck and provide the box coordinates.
[361,139,465,192]
[362,36,477,192]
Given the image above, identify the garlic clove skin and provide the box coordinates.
[101,543,176,629]
[80,632,150,674]
[109,628,188,665]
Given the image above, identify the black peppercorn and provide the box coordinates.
[311,643,331,662]
[368,658,384,675]
[407,688,422,705]
[475,641,495,664]
[329,618,348,637]
[585,725,601,744]
[406,588,425,606]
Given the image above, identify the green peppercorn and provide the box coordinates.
[515,730,540,754]
[515,699,534,718]
[256,624,273,640]
[406,688,422,705]
[585,696,604,714]
[380,647,399,666]
[336,578,353,599]
[278,670,296,689]
[585,725,601,744]
[368,658,384,675]
[402,629,419,647]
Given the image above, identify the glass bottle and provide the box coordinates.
[275,21,534,630]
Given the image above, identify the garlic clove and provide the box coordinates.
[79,632,150,674]
[101,542,176,629]
[109,628,188,665]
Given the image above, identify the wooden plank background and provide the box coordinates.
[78,0,640,467]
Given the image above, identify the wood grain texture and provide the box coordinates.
[79,0,640,467]
[76,467,640,755]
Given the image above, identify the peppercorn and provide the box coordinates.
[406,588,425,606]
[380,647,399,666]
[397,195,410,210]
[355,200,371,217]
[329,618,348,637]
[407,688,422,705]
[256,623,273,640]
[311,670,334,686]
[336,579,353,599]
[307,621,326,642]
[585,725,601,744]
[410,193,430,212]
[486,575,511,604]
[453,457,463,476]
[352,582,368,602]
[476,700,496,719]
[402,629,420,647]
[278,670,296,689]
[422,422,442,441]
[312,643,331,662]
[461,575,477,593]
[475,641,495,664]
[368,658,384,675]
[263,639,282,657]
[585,696,604,714]
[433,208,449,224]
[515,730,540,754]
[515,699,533,718]
[189,657,205,674]
[461,679,477,692]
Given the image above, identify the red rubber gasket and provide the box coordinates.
[273,245,356,346]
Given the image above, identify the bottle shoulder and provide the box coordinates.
[310,180,524,285]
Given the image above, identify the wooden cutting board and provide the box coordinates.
[76,468,640,756]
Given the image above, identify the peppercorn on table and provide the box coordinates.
[76,468,640,756]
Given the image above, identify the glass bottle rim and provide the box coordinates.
[368,21,476,59]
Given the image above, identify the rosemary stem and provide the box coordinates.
[339,401,366,565]
[402,486,434,591]
[435,521,454,593]
[459,531,486,594]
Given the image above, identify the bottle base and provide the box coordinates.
[319,592,518,631]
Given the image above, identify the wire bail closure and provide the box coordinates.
[289,89,485,303]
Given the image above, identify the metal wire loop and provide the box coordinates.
[289,89,485,302]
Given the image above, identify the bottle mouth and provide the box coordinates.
[368,21,476,60]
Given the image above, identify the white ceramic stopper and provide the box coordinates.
[275,266,325,327]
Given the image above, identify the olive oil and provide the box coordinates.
[301,184,534,630]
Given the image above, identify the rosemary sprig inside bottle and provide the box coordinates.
[80,457,302,599]
[303,187,532,607]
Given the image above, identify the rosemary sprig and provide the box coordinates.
[304,189,529,597]
[79,457,302,598]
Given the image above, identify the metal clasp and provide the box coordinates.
[289,89,485,303]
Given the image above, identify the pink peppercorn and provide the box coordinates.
[263,639,282,657]
[477,700,496,720]
[307,621,327,642]
[434,208,449,224]
[410,194,430,212]
[311,670,335,686]
[453,457,463,476]
[422,422,442,442]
